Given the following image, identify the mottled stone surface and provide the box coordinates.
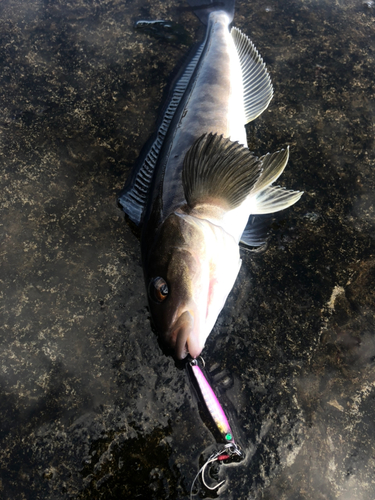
[0,0,374,499]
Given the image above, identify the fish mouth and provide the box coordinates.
[169,310,194,360]
[168,309,204,360]
[185,334,202,359]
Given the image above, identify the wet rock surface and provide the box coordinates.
[0,0,374,498]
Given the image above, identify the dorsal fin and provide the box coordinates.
[118,42,205,225]
[231,27,273,124]
[182,133,262,210]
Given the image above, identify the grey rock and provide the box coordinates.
[0,0,374,499]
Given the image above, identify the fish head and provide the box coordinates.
[144,211,241,360]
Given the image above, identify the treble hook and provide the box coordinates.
[190,449,227,498]
[190,443,242,499]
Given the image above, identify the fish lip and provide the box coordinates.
[169,310,194,360]
[186,335,202,360]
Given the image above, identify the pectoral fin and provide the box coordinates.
[182,133,262,210]
[251,147,303,214]
[251,186,303,214]
[254,148,290,193]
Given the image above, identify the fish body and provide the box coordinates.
[119,0,302,359]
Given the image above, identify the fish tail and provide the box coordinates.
[187,0,235,25]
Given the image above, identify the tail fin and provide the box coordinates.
[187,0,235,25]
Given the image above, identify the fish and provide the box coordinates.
[118,0,303,360]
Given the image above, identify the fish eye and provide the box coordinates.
[149,277,169,303]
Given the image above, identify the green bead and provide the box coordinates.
[225,433,232,441]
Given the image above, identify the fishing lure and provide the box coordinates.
[189,359,243,497]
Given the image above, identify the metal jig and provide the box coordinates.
[188,358,244,498]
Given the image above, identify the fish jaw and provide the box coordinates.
[168,302,207,360]
[166,306,203,360]
[167,309,194,360]
[186,326,203,359]
[164,303,206,360]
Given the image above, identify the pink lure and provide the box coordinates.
[189,360,243,498]
[190,363,234,443]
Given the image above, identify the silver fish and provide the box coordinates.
[119,0,302,360]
